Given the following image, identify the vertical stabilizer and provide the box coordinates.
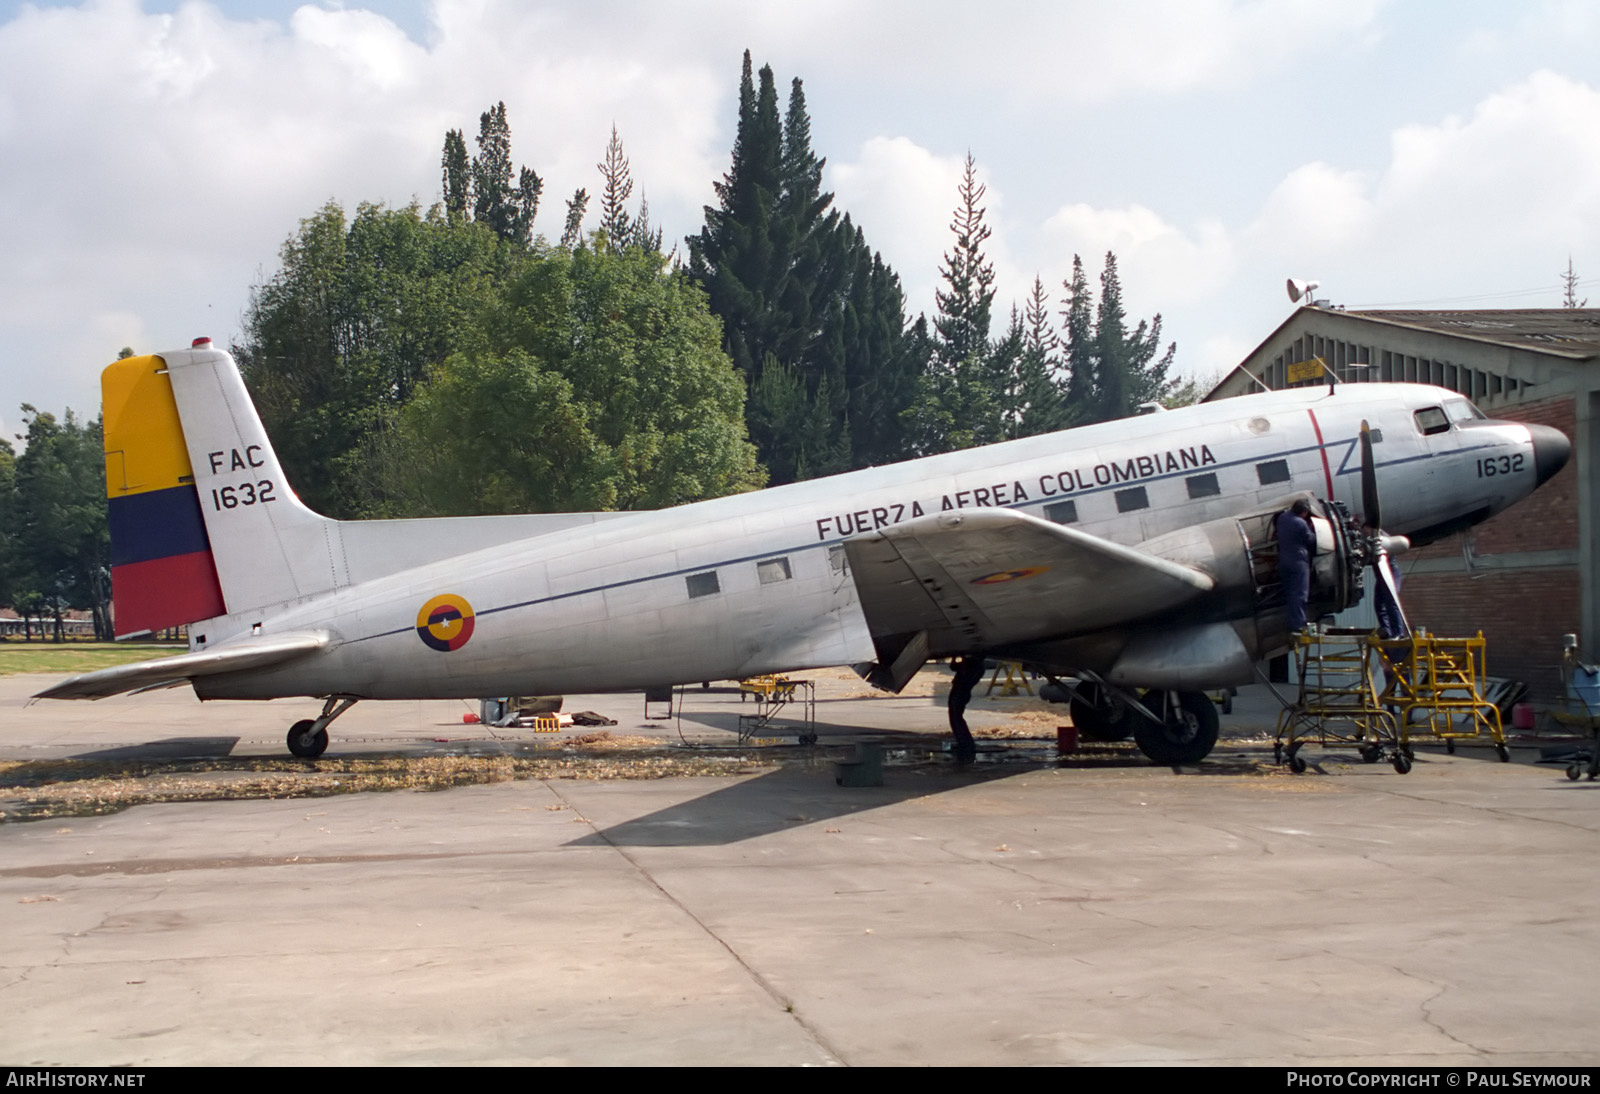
[161,340,342,615]
[103,353,226,636]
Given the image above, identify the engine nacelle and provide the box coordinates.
[1099,495,1367,688]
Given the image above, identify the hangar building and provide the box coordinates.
[1206,306,1598,699]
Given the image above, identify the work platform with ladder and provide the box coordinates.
[1275,628,1507,773]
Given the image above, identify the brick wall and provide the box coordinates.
[1400,395,1579,699]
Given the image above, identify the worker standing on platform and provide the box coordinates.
[1276,499,1317,632]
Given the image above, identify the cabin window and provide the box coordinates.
[1256,459,1291,485]
[1045,500,1078,524]
[686,571,720,599]
[1115,487,1149,513]
[828,545,849,574]
[1186,473,1220,499]
[1368,427,1384,443]
[1415,406,1450,436]
[757,557,792,584]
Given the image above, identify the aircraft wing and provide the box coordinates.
[843,508,1213,686]
[32,632,330,700]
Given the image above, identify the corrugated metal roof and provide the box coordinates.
[1341,308,1600,357]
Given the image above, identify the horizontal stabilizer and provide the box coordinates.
[33,632,329,701]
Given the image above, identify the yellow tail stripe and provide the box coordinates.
[101,354,193,500]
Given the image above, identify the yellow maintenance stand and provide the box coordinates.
[1276,628,1405,773]
[1277,628,1509,774]
[1373,630,1509,763]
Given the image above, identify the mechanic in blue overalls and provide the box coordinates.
[1276,499,1317,632]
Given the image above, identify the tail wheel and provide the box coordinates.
[1069,683,1137,742]
[287,719,329,759]
[1134,691,1219,765]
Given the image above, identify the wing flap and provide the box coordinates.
[843,509,1214,658]
[32,632,329,700]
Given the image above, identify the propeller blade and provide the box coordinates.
[1359,419,1381,531]
[1373,542,1409,639]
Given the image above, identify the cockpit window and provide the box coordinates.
[1444,399,1485,423]
[1414,406,1450,436]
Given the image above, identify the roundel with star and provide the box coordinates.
[416,594,475,652]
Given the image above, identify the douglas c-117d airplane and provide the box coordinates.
[38,339,1570,765]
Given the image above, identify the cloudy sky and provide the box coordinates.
[4,0,1600,441]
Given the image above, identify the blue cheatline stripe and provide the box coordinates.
[108,484,212,567]
[349,433,1483,648]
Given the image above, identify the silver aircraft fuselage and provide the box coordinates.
[187,381,1563,700]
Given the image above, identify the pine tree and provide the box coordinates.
[1055,252,1176,424]
[933,153,995,371]
[597,125,635,251]
[1093,253,1130,422]
[690,53,913,481]
[561,188,588,251]
[441,128,470,224]
[688,52,784,376]
[1013,276,1067,436]
[631,195,663,253]
[909,152,1002,453]
[1061,255,1095,421]
[470,102,541,247]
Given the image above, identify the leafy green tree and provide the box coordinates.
[235,201,513,515]
[0,434,18,616]
[381,239,763,515]
[9,407,109,639]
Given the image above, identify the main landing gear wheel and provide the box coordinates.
[1069,682,1138,742]
[1134,691,1219,765]
[287,719,329,759]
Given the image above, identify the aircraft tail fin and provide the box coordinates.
[103,352,228,637]
[104,340,339,635]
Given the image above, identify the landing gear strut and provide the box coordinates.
[287,697,358,759]
[947,656,985,763]
[1067,681,1138,742]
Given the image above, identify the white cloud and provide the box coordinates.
[831,137,975,319]
[2,0,1600,426]
[1241,69,1600,308]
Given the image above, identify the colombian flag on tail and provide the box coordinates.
[103,354,225,637]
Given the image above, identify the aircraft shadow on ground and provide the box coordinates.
[566,764,989,848]
[70,737,241,761]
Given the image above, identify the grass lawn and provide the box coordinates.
[0,641,183,676]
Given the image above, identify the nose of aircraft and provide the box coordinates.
[1529,423,1571,486]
